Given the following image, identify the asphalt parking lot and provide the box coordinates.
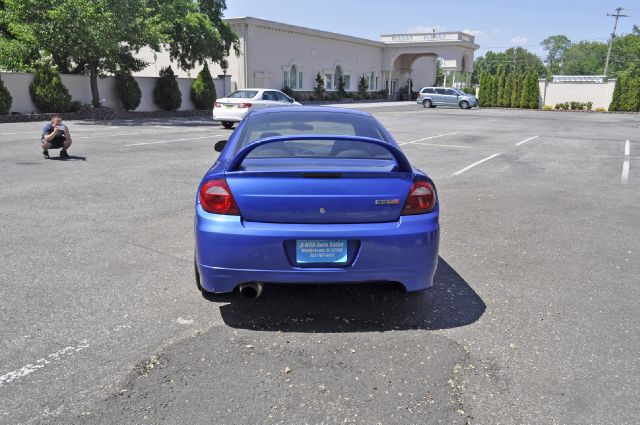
[1,104,638,424]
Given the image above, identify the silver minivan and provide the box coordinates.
[417,87,478,109]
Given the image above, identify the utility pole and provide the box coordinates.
[604,6,628,77]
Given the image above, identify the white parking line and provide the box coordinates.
[515,135,539,146]
[452,153,501,176]
[0,341,89,387]
[411,142,471,148]
[624,140,630,156]
[75,132,142,139]
[398,132,459,146]
[621,140,630,185]
[125,135,221,147]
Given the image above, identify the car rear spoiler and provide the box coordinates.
[225,135,413,173]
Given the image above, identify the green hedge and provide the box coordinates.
[0,75,12,114]
[154,66,182,111]
[115,72,142,111]
[191,63,217,109]
[610,73,640,112]
[29,64,73,112]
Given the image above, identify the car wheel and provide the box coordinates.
[422,99,432,108]
[459,100,470,109]
[221,121,234,129]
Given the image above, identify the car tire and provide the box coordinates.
[459,100,470,109]
[422,99,432,108]
[221,121,234,129]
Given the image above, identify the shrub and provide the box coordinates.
[570,101,581,110]
[555,103,565,110]
[462,87,475,95]
[0,74,12,114]
[313,72,326,100]
[358,74,368,97]
[336,75,347,98]
[586,101,593,111]
[595,107,606,112]
[191,63,216,110]
[281,86,294,98]
[115,71,142,111]
[29,64,72,112]
[154,66,182,111]
[542,105,553,110]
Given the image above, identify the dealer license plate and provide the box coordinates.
[296,240,348,264]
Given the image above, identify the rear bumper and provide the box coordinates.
[212,108,247,122]
[195,206,440,293]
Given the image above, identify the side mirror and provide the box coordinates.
[289,97,294,103]
[214,140,227,152]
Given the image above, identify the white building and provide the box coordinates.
[138,17,479,97]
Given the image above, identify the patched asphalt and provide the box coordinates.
[1,106,639,424]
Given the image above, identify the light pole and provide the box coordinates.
[604,7,628,77]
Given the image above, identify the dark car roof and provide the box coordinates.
[250,106,374,117]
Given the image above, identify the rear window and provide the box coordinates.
[422,88,434,94]
[228,90,258,99]
[233,111,393,160]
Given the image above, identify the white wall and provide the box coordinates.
[539,79,616,110]
[1,71,226,114]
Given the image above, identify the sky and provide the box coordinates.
[224,0,638,59]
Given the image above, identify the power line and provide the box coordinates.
[604,6,628,76]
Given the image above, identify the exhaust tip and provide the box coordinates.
[239,282,264,299]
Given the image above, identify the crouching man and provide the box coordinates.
[42,115,72,159]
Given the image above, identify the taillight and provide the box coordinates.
[214,102,221,107]
[237,103,252,108]
[199,179,240,215]
[401,180,436,215]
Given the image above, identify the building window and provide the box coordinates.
[325,74,333,90]
[375,76,379,91]
[344,75,351,90]
[369,71,375,91]
[283,65,303,89]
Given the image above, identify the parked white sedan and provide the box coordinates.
[213,89,302,129]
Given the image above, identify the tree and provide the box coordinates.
[496,71,506,107]
[435,59,445,86]
[541,35,571,77]
[520,72,539,109]
[29,64,72,112]
[489,74,499,106]
[154,66,182,111]
[471,47,545,84]
[478,71,490,106]
[0,0,239,107]
[511,76,521,108]
[115,71,141,111]
[503,74,514,108]
[358,74,368,97]
[336,75,346,98]
[0,73,12,114]
[609,74,624,111]
[313,72,326,100]
[562,41,608,76]
[191,62,217,109]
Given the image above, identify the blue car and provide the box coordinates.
[194,107,439,298]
